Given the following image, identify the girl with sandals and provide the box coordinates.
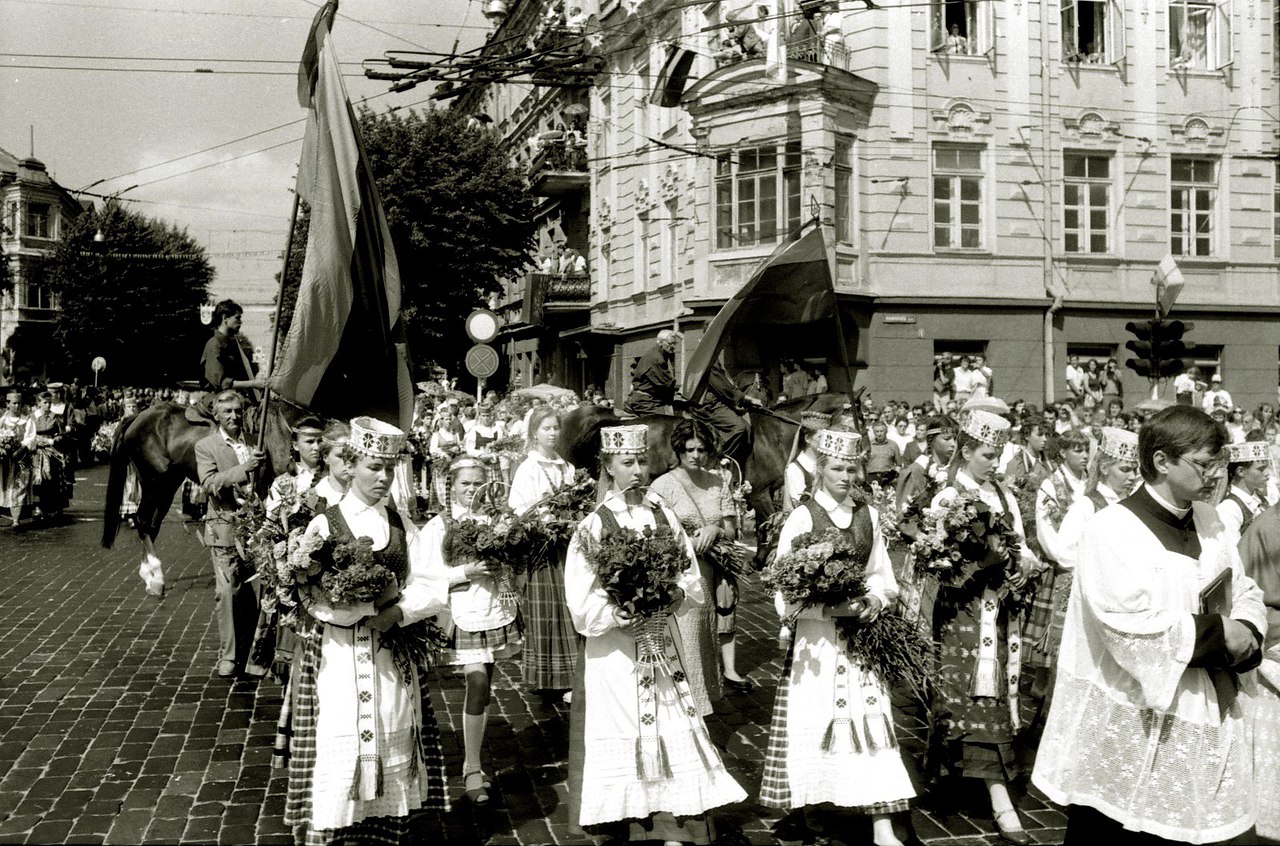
[424,455,524,806]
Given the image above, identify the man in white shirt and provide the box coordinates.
[1173,369,1197,405]
[1065,355,1086,405]
[951,356,975,403]
[1202,373,1233,413]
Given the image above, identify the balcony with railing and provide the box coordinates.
[712,31,851,72]
[528,139,589,196]
[520,271,591,325]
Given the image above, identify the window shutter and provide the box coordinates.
[1214,0,1233,70]
[1108,0,1125,62]
[931,1,947,52]
[979,0,996,53]
[1061,0,1077,57]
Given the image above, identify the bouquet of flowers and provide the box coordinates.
[762,527,933,694]
[512,469,598,570]
[866,480,906,550]
[268,475,321,533]
[91,421,120,456]
[908,489,1025,599]
[677,517,755,578]
[442,514,521,606]
[578,522,690,666]
[0,431,23,460]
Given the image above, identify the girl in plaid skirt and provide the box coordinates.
[760,429,915,846]
[508,407,581,694]
[425,456,523,806]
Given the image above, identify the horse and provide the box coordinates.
[558,392,854,520]
[102,399,298,597]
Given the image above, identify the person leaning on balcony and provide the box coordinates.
[623,329,681,416]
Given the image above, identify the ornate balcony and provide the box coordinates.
[528,140,589,196]
[520,271,590,325]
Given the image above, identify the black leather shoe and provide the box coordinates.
[994,809,1032,845]
[722,675,754,692]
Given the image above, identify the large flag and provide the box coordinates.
[271,1,414,431]
[682,225,844,403]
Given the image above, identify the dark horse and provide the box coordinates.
[558,393,855,519]
[102,400,298,596]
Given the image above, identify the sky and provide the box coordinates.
[0,0,488,351]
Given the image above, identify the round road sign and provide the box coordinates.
[465,344,500,379]
[91,356,107,373]
[465,309,500,344]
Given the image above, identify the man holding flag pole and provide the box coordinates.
[267,4,449,844]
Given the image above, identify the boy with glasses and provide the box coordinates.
[1033,405,1266,844]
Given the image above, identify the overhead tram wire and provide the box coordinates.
[0,0,491,27]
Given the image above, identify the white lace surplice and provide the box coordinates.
[1032,501,1266,844]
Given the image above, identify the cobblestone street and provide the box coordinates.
[0,465,1066,845]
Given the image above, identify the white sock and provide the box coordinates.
[462,710,487,775]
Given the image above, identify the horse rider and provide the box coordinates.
[623,329,680,416]
[692,358,762,471]
[197,299,267,422]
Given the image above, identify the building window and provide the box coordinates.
[930,0,994,55]
[834,136,854,245]
[1063,153,1111,253]
[23,203,51,239]
[932,145,984,250]
[22,260,54,309]
[1061,0,1124,63]
[1170,157,1216,257]
[1169,0,1232,71]
[714,140,802,249]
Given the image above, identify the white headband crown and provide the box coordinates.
[1099,426,1138,462]
[961,409,1011,448]
[1227,440,1270,464]
[600,424,648,455]
[813,428,861,460]
[349,416,406,458]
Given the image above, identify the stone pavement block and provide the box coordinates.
[103,809,154,845]
[142,817,186,843]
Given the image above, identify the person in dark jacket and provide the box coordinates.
[623,329,681,415]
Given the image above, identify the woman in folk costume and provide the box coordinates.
[312,421,353,509]
[24,390,69,520]
[1023,427,1139,724]
[650,419,747,706]
[0,388,31,527]
[783,411,831,512]
[760,428,916,846]
[930,410,1039,845]
[265,416,326,526]
[1033,406,1265,844]
[508,406,580,695]
[117,394,143,525]
[423,455,523,807]
[1215,438,1270,538]
[284,418,450,846]
[564,424,746,845]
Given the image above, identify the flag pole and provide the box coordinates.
[256,190,303,458]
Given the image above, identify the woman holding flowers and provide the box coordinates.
[283,417,450,846]
[650,419,750,704]
[565,424,746,844]
[424,455,523,807]
[760,428,918,846]
[509,407,580,695]
[0,388,31,527]
[926,410,1037,844]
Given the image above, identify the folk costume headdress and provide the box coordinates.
[1099,427,1139,462]
[800,410,832,431]
[600,424,647,455]
[349,416,406,459]
[960,409,1011,448]
[1226,440,1269,465]
[812,428,861,460]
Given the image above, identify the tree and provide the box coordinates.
[44,204,212,384]
[277,107,535,377]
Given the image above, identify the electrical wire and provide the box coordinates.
[0,0,491,28]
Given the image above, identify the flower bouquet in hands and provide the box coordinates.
[678,517,754,578]
[90,421,119,457]
[577,518,690,667]
[515,469,598,570]
[762,527,934,694]
[443,511,521,606]
[908,489,1028,602]
[0,430,24,460]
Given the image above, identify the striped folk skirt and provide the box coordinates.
[283,619,448,846]
[521,550,581,690]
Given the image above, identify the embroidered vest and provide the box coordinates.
[324,505,410,585]
[1225,492,1256,533]
[803,498,874,566]
[595,501,674,539]
[474,429,496,448]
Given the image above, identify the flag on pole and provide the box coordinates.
[682,225,843,403]
[271,0,414,430]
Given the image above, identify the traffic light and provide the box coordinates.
[1124,319,1187,380]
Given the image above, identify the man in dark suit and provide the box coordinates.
[195,390,266,678]
[623,329,680,415]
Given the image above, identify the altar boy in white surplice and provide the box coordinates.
[1033,405,1267,845]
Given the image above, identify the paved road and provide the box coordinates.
[0,465,1066,845]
